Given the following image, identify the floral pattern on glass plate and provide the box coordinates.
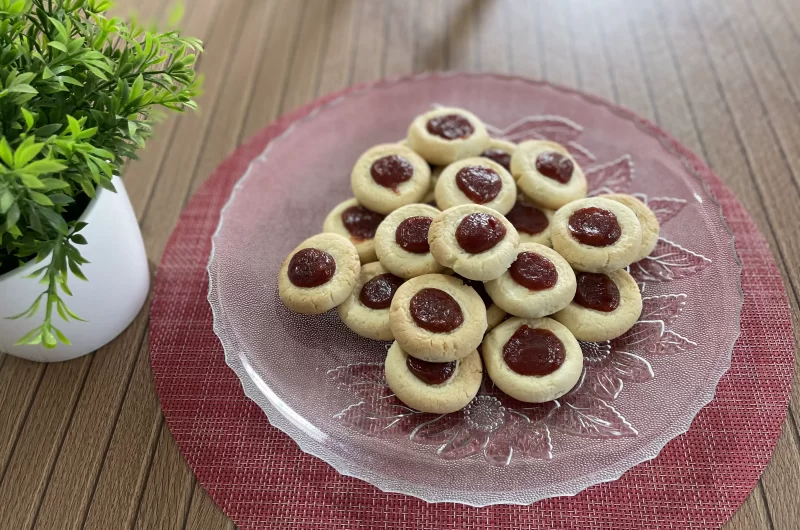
[328,114,705,466]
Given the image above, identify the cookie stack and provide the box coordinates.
[278,107,659,414]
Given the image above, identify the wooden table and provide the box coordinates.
[1,0,798,528]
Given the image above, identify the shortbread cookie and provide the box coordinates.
[452,273,507,331]
[505,193,555,247]
[351,143,431,214]
[278,233,360,314]
[374,203,445,278]
[322,198,384,263]
[551,197,643,273]
[485,243,576,318]
[422,166,443,205]
[483,317,583,403]
[479,138,517,173]
[602,193,659,261]
[407,107,490,165]
[337,262,404,340]
[428,204,519,281]
[552,269,642,341]
[385,342,482,413]
[434,157,517,214]
[510,140,587,209]
[389,274,487,362]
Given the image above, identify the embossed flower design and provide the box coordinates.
[329,113,710,465]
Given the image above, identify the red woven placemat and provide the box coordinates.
[150,76,795,530]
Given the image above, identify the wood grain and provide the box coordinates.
[0,1,797,529]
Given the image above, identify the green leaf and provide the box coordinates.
[42,328,57,348]
[59,300,86,322]
[39,178,70,191]
[20,174,44,188]
[13,326,42,346]
[48,41,68,53]
[5,202,20,228]
[29,191,54,206]
[66,115,81,137]
[0,190,13,214]
[7,0,25,15]
[21,108,34,131]
[130,73,144,101]
[48,17,69,42]
[68,259,87,280]
[73,222,88,233]
[24,159,68,175]
[0,138,13,166]
[71,234,87,245]
[48,193,74,205]
[6,294,43,320]
[58,76,82,86]
[13,139,44,167]
[6,84,37,94]
[34,124,62,137]
[52,326,71,345]
[39,208,69,235]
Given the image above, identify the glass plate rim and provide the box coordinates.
[206,72,744,506]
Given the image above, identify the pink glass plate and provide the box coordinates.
[207,74,741,506]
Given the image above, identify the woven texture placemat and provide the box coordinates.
[150,77,795,530]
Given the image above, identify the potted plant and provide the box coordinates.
[0,0,201,362]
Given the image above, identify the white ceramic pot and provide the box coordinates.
[0,176,149,362]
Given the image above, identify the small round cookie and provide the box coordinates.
[505,193,555,247]
[278,233,360,315]
[602,193,659,261]
[428,204,520,282]
[337,262,404,340]
[483,317,583,403]
[385,342,482,413]
[374,203,445,279]
[551,197,643,273]
[479,138,517,173]
[552,269,642,342]
[351,143,431,215]
[407,107,490,165]
[422,166,443,205]
[389,274,487,362]
[452,273,507,331]
[434,157,517,214]
[510,140,587,209]
[485,243,576,318]
[322,198,384,263]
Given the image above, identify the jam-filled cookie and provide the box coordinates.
[389,274,487,362]
[374,203,445,279]
[505,193,555,247]
[278,233,360,314]
[483,317,583,403]
[385,341,483,413]
[479,138,517,173]
[428,204,519,281]
[551,197,643,273]
[485,243,576,318]
[351,144,431,214]
[452,273,507,331]
[322,198,384,263]
[434,157,517,214]
[337,262,404,340]
[407,107,490,165]
[510,140,587,209]
[552,269,642,341]
[602,193,660,261]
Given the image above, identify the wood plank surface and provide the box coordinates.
[0,1,797,529]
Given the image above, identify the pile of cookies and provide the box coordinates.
[278,107,659,414]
